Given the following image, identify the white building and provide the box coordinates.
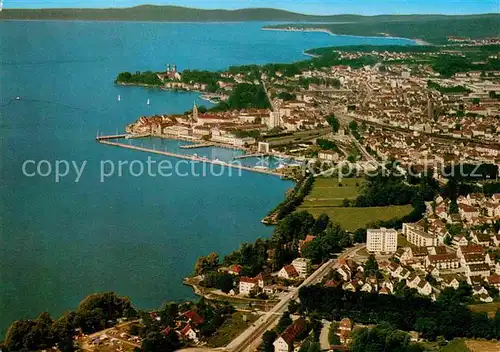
[239,277,258,296]
[291,258,311,278]
[403,223,438,247]
[367,228,398,253]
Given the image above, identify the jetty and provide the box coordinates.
[233,153,269,159]
[180,143,214,149]
[96,137,283,177]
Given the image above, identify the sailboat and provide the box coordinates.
[117,95,121,102]
[146,98,150,105]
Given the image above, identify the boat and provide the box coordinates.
[254,165,269,170]
[117,95,121,102]
[146,98,150,105]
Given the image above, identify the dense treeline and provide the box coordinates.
[316,138,342,154]
[432,55,500,77]
[427,80,471,94]
[116,71,163,86]
[179,70,223,92]
[3,293,136,352]
[271,175,314,221]
[299,286,500,340]
[211,83,271,111]
[351,324,425,352]
[443,163,499,180]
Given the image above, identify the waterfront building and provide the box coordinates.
[366,228,398,254]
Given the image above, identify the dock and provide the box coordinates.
[180,143,214,149]
[97,139,283,177]
[233,153,269,160]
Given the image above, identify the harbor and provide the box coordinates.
[96,135,284,177]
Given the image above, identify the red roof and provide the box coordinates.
[180,324,194,336]
[279,317,306,344]
[283,265,299,277]
[487,275,500,285]
[161,326,173,336]
[184,311,205,326]
[230,264,242,273]
[240,276,259,284]
[460,245,484,255]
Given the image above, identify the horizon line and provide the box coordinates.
[1,4,498,17]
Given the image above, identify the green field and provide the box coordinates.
[301,177,362,207]
[301,205,413,231]
[468,302,500,318]
[298,177,413,230]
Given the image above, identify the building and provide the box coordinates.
[239,277,258,296]
[425,253,460,270]
[338,318,354,345]
[273,317,306,352]
[403,223,438,247]
[466,263,491,278]
[278,265,299,280]
[291,258,312,278]
[366,228,398,253]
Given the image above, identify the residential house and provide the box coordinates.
[273,317,307,352]
[425,253,460,270]
[239,277,258,296]
[278,265,299,280]
[180,324,198,343]
[403,223,438,247]
[466,263,491,278]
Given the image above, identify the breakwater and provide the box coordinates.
[97,139,283,177]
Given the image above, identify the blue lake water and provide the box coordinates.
[0,20,414,336]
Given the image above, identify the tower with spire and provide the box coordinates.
[192,102,199,123]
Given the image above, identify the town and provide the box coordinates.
[4,24,500,352]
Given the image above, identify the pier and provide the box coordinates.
[233,153,269,159]
[180,143,215,149]
[97,139,283,177]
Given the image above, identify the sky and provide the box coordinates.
[2,0,499,15]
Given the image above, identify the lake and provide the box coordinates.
[0,20,414,337]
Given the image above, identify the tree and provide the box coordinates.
[311,213,330,235]
[194,252,220,275]
[261,330,277,352]
[326,114,340,133]
[472,98,480,105]
[276,311,293,333]
[342,198,351,207]
[142,330,181,352]
[364,255,379,277]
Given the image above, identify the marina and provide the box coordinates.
[96,136,284,177]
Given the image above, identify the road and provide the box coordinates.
[226,245,362,352]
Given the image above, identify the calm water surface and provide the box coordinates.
[0,21,414,336]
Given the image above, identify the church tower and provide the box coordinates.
[192,102,199,123]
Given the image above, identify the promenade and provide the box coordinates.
[97,139,283,177]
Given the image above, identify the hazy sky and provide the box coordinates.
[3,0,499,15]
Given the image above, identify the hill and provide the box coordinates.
[0,5,498,24]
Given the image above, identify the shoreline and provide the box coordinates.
[262,26,432,46]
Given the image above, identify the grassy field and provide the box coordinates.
[301,177,362,207]
[465,340,500,352]
[440,340,471,352]
[468,302,500,318]
[206,311,259,347]
[300,205,413,231]
[298,177,413,230]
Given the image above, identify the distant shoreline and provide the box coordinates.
[261,26,432,46]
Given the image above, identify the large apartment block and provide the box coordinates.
[367,228,398,254]
[403,223,438,247]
